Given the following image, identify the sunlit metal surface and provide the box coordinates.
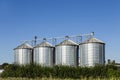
[79,38,105,67]
[14,43,33,65]
[33,42,54,67]
[55,40,78,66]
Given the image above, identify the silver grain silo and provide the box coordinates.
[14,43,33,65]
[79,37,105,67]
[33,41,54,67]
[55,39,78,66]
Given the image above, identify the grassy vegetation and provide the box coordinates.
[0,77,120,80]
[1,64,120,79]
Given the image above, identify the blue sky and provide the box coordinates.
[0,0,120,64]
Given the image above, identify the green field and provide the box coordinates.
[1,64,120,79]
[0,77,120,80]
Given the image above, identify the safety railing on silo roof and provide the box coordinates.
[21,32,94,47]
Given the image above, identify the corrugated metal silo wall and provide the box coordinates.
[14,48,33,65]
[79,43,105,67]
[33,47,54,67]
[55,45,78,66]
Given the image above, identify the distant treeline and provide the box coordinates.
[1,64,120,79]
[0,63,9,69]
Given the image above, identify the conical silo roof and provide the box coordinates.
[80,37,105,44]
[34,41,54,48]
[14,43,33,50]
[56,39,78,46]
